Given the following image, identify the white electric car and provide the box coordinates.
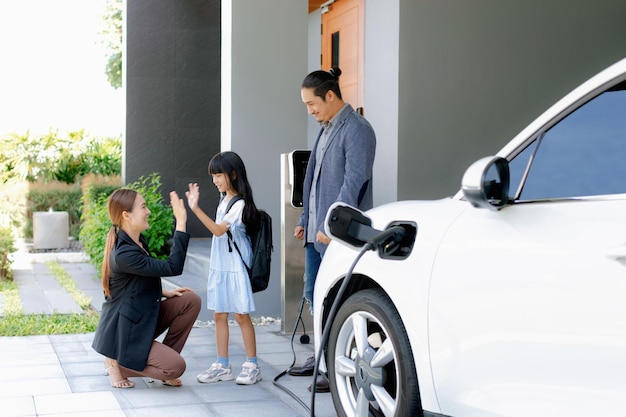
[313,57,626,417]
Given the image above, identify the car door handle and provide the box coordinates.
[606,245,626,261]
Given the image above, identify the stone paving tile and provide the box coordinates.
[43,289,83,314]
[9,364,66,381]
[0,378,72,398]
[32,273,59,290]
[3,396,37,417]
[34,391,124,415]
[10,262,84,315]
[18,290,55,314]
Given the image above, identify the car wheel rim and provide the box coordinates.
[334,311,399,417]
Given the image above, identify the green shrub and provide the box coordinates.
[127,174,174,259]
[79,173,173,270]
[0,227,17,281]
[26,188,82,239]
[79,183,120,270]
[0,181,29,233]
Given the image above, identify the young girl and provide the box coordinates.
[186,151,261,385]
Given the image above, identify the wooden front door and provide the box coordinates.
[321,0,364,110]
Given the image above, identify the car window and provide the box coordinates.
[509,81,626,200]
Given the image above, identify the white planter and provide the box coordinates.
[33,211,69,249]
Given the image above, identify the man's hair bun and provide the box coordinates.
[328,67,342,78]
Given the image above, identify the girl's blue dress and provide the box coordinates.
[207,197,255,314]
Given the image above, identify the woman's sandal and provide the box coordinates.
[162,378,183,387]
[104,358,135,389]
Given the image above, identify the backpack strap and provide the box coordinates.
[228,234,251,275]
[224,194,243,214]
[224,195,251,273]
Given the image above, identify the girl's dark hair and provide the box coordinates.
[208,151,259,231]
[301,66,343,100]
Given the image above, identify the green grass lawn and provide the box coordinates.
[0,261,100,336]
[0,312,100,336]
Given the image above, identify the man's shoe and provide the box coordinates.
[308,375,330,393]
[287,356,315,376]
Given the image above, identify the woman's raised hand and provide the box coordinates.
[169,191,187,227]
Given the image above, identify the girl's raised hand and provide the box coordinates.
[186,183,200,211]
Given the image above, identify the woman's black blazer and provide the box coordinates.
[92,229,190,371]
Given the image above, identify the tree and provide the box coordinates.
[0,130,121,184]
[100,0,122,89]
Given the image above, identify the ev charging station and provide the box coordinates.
[280,150,312,339]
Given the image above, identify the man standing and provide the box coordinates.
[289,67,376,392]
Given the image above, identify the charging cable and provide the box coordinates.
[309,240,373,416]
[275,225,406,417]
[271,246,369,417]
[272,295,312,412]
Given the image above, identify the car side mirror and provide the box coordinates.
[462,156,510,210]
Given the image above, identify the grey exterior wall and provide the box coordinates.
[224,0,309,317]
[125,0,221,237]
[397,0,626,200]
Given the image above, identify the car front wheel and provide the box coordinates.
[327,288,422,417]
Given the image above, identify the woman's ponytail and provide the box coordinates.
[101,226,117,298]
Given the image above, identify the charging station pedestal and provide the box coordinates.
[280,150,312,338]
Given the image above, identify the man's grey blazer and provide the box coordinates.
[298,104,376,254]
